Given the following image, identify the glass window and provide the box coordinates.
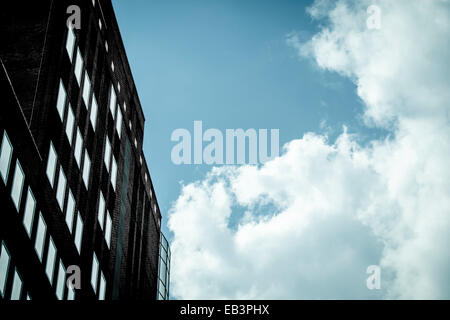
[34,213,47,262]
[90,94,98,131]
[74,213,83,254]
[0,131,13,184]
[74,128,83,167]
[67,286,75,300]
[56,80,66,120]
[104,136,111,172]
[56,260,66,300]
[109,85,117,119]
[46,142,57,187]
[23,187,36,237]
[66,190,75,233]
[46,237,57,284]
[99,272,106,300]
[82,152,91,189]
[65,103,75,145]
[98,192,105,230]
[105,212,112,248]
[11,160,25,211]
[116,107,122,138]
[74,48,83,85]
[56,167,67,211]
[82,72,91,108]
[91,252,99,293]
[10,269,23,300]
[0,242,11,298]
[66,25,76,61]
[111,157,117,190]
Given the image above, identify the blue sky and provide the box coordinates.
[112,0,381,238]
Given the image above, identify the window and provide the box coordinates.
[104,137,111,172]
[56,80,66,120]
[56,167,67,211]
[23,187,36,237]
[74,128,83,167]
[10,269,23,300]
[111,157,117,190]
[66,104,75,145]
[116,107,122,138]
[67,286,75,300]
[11,160,25,211]
[46,142,57,187]
[82,152,91,189]
[105,212,112,248]
[99,272,106,300]
[66,190,75,233]
[91,253,99,293]
[0,242,11,298]
[66,25,76,61]
[98,192,105,230]
[109,85,116,119]
[56,260,66,300]
[34,213,47,262]
[74,48,83,85]
[82,72,91,108]
[0,131,13,183]
[46,237,57,284]
[74,213,83,253]
[90,94,98,131]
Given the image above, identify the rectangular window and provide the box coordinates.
[109,85,116,119]
[90,94,98,131]
[66,190,75,233]
[11,160,25,211]
[34,213,47,262]
[104,137,111,172]
[98,192,105,230]
[56,260,66,300]
[105,212,112,248]
[23,187,36,237]
[10,269,23,300]
[99,272,106,300]
[82,152,91,189]
[67,286,75,300]
[82,72,91,108]
[0,242,11,298]
[46,237,57,284]
[56,167,67,211]
[66,25,76,61]
[74,129,83,167]
[111,157,117,190]
[46,142,57,187]
[91,253,99,293]
[116,107,122,138]
[0,131,13,184]
[56,80,66,120]
[74,48,83,85]
[74,213,83,254]
[65,104,75,145]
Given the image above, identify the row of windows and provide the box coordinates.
[46,142,84,253]
[65,25,120,192]
[0,242,29,300]
[0,132,76,300]
[157,234,171,300]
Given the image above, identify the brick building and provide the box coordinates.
[0,0,169,300]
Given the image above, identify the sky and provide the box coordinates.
[112,0,450,299]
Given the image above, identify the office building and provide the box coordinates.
[0,0,169,300]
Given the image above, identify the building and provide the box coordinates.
[0,0,169,300]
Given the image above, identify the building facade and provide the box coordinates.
[0,0,169,300]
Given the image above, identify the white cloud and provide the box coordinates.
[168,0,450,299]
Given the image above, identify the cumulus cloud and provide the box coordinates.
[168,0,450,299]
